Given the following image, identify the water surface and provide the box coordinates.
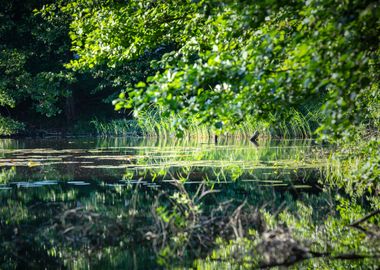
[0,137,330,269]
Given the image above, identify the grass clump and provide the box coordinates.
[91,106,323,139]
[91,118,142,137]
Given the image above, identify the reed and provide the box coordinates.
[91,106,323,139]
[91,118,142,137]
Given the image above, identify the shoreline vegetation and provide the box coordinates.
[2,106,323,140]
[0,0,379,269]
[91,107,322,139]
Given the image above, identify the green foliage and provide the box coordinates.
[0,0,118,135]
[0,0,379,268]
[31,71,76,117]
[0,116,25,136]
[54,0,379,140]
[0,49,30,108]
[0,0,76,132]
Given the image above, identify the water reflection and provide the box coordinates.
[0,138,327,188]
[1,137,377,269]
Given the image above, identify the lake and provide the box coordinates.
[0,137,359,269]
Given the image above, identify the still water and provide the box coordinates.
[0,137,330,269]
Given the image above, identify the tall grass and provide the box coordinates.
[91,118,142,137]
[91,107,323,139]
[268,108,323,139]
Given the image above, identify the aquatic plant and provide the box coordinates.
[90,106,321,140]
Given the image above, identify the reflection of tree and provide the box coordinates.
[194,197,380,269]
[0,183,156,269]
[0,176,379,269]
[1,138,379,268]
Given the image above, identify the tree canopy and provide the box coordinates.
[0,0,126,135]
[0,0,75,115]
[50,0,379,139]
[0,1,379,268]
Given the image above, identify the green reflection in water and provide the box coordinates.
[0,138,378,269]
